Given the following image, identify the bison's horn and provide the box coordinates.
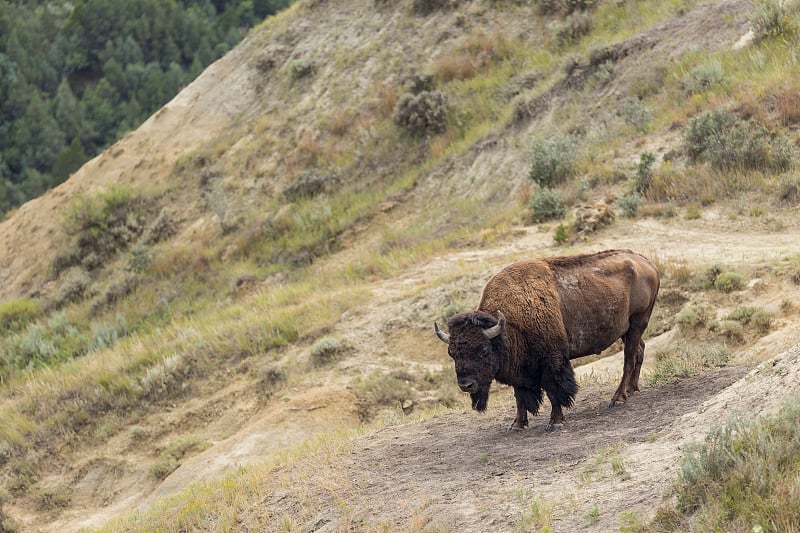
[434,322,450,344]
[483,311,506,340]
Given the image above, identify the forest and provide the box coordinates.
[0,0,292,214]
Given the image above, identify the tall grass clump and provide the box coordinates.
[0,298,41,332]
[685,109,795,172]
[528,134,578,187]
[653,393,800,531]
[647,342,729,386]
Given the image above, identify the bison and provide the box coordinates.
[434,249,659,431]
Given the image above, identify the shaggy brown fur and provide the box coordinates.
[436,249,660,431]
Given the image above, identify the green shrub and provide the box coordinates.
[616,192,643,218]
[310,336,346,366]
[553,222,570,244]
[392,90,449,136]
[714,271,745,293]
[675,305,708,328]
[528,186,566,222]
[556,11,594,46]
[528,134,578,187]
[621,97,652,132]
[685,109,795,172]
[633,151,656,194]
[289,59,315,80]
[684,58,725,94]
[710,320,744,342]
[151,435,209,480]
[778,174,800,204]
[748,0,800,42]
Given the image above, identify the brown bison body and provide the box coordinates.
[435,249,660,431]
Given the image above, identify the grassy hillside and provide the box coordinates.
[1,0,800,530]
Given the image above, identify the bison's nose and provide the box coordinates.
[458,378,478,393]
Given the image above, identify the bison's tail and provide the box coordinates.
[555,363,578,408]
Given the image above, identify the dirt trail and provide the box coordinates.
[264,343,800,532]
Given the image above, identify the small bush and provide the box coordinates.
[528,186,566,223]
[633,151,656,194]
[528,134,578,187]
[151,435,209,480]
[710,320,745,342]
[675,305,708,328]
[778,174,800,204]
[684,58,725,94]
[257,363,286,396]
[616,192,643,218]
[621,98,652,132]
[553,222,570,244]
[354,370,415,421]
[685,109,795,172]
[392,90,449,137]
[748,0,800,42]
[34,485,71,511]
[310,337,346,366]
[728,306,773,334]
[555,11,594,46]
[714,271,745,293]
[289,59,315,80]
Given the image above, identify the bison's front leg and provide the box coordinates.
[508,386,542,432]
[544,389,566,431]
[508,392,528,432]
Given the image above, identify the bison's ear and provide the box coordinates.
[482,310,505,340]
[434,322,450,344]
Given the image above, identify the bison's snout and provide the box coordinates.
[458,378,479,393]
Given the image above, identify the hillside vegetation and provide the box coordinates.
[1,0,800,531]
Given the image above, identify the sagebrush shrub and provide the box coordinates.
[556,11,594,46]
[684,58,725,94]
[392,90,449,136]
[685,109,795,172]
[616,192,643,218]
[714,271,745,293]
[748,0,800,41]
[310,336,345,366]
[528,134,578,187]
[528,186,566,222]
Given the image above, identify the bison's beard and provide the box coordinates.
[470,386,490,412]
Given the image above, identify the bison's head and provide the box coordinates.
[434,310,506,412]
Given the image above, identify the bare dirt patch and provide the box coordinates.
[261,367,747,531]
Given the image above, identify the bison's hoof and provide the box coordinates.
[507,426,524,433]
[544,423,563,432]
